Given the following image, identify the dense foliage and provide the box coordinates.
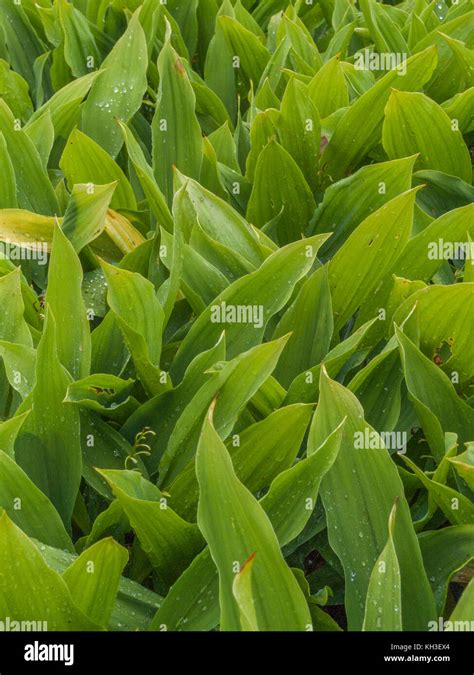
[0,0,473,632]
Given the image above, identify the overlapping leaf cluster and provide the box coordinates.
[0,0,473,632]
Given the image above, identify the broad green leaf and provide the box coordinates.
[63,538,128,628]
[232,553,258,631]
[101,261,165,397]
[419,525,474,614]
[27,70,100,127]
[348,343,403,432]
[362,502,402,632]
[161,336,290,485]
[0,59,33,122]
[0,132,17,208]
[393,282,474,384]
[396,327,474,452]
[46,226,91,379]
[308,368,436,630]
[23,108,54,168]
[284,319,377,404]
[360,0,408,55]
[58,0,100,78]
[123,334,226,474]
[176,174,267,266]
[0,269,32,346]
[0,0,44,92]
[82,10,148,158]
[413,12,474,102]
[60,128,137,210]
[277,77,321,191]
[196,409,312,631]
[119,121,173,232]
[328,189,418,332]
[99,469,204,587]
[272,266,333,387]
[307,55,349,118]
[152,32,203,205]
[0,448,72,550]
[260,419,344,547]
[15,311,81,528]
[172,234,329,380]
[219,15,270,86]
[312,157,419,257]
[168,403,313,521]
[413,170,474,218]
[0,341,36,399]
[62,182,116,253]
[0,512,99,630]
[247,140,317,245]
[322,46,438,180]
[0,412,29,459]
[35,539,161,632]
[0,99,58,215]
[382,91,472,183]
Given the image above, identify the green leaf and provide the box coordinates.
[260,419,344,547]
[0,448,73,550]
[58,0,100,78]
[232,553,258,631]
[307,55,349,118]
[119,121,173,233]
[219,15,270,87]
[382,90,472,183]
[63,537,128,628]
[308,368,436,630]
[168,403,313,521]
[402,455,474,526]
[15,310,82,528]
[448,579,474,624]
[161,336,290,486]
[101,260,165,397]
[82,10,148,158]
[0,269,33,346]
[272,266,333,387]
[62,182,116,253]
[99,469,204,587]
[448,444,474,491]
[152,31,203,205]
[46,226,91,379]
[328,189,418,332]
[277,77,321,191]
[0,512,99,630]
[419,525,474,614]
[172,234,329,380]
[322,46,438,180]
[362,502,402,632]
[396,326,474,454]
[0,99,59,215]
[60,128,137,211]
[247,140,317,245]
[196,408,312,631]
[0,131,17,208]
